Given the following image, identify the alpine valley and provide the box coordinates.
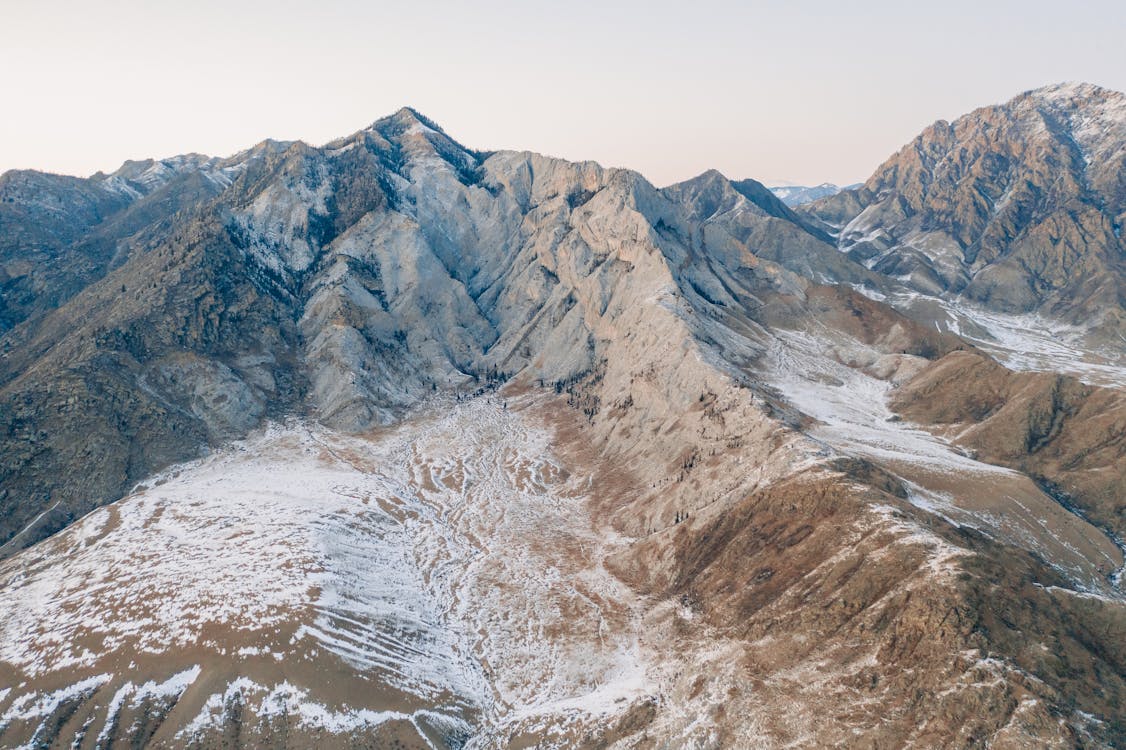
[0,82,1124,749]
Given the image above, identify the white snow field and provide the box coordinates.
[0,396,652,748]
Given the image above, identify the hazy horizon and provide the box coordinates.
[2,0,1123,187]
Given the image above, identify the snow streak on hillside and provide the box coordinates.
[852,287,1126,389]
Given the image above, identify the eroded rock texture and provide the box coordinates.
[1,90,1125,747]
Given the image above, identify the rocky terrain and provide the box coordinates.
[801,82,1126,347]
[0,85,1124,748]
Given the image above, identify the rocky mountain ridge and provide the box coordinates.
[802,82,1126,342]
[0,106,873,552]
[0,91,1124,747]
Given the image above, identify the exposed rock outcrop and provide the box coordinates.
[802,82,1126,341]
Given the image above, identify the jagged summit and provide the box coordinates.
[801,81,1126,338]
[669,169,783,215]
[359,106,461,148]
[380,105,447,131]
[915,82,1125,132]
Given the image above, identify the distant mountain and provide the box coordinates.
[1,97,1124,748]
[768,182,856,206]
[801,82,1126,341]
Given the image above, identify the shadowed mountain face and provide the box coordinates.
[802,83,1126,339]
[0,146,294,333]
[0,96,1124,748]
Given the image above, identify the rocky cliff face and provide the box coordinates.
[0,108,874,554]
[803,82,1126,340]
[1,97,1124,748]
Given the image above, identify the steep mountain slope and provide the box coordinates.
[0,147,288,333]
[0,169,133,331]
[8,387,1126,748]
[890,350,1126,540]
[1,101,1125,747]
[0,109,871,554]
[803,82,1126,345]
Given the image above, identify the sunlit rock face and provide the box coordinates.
[1,92,1125,748]
[802,83,1126,340]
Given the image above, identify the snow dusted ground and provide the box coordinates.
[761,328,1124,593]
[851,285,1126,389]
[0,396,652,747]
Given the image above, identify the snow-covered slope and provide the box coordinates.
[760,326,1122,591]
[849,284,1126,389]
[0,396,654,748]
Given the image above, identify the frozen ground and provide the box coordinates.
[852,285,1126,389]
[0,396,651,747]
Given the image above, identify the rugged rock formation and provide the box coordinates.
[803,82,1126,340]
[0,147,290,332]
[1,96,1124,747]
[0,108,878,554]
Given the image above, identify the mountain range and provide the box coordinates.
[768,183,855,206]
[0,83,1124,748]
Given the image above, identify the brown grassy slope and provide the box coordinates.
[891,350,1126,539]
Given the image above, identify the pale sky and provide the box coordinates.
[1,0,1123,187]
